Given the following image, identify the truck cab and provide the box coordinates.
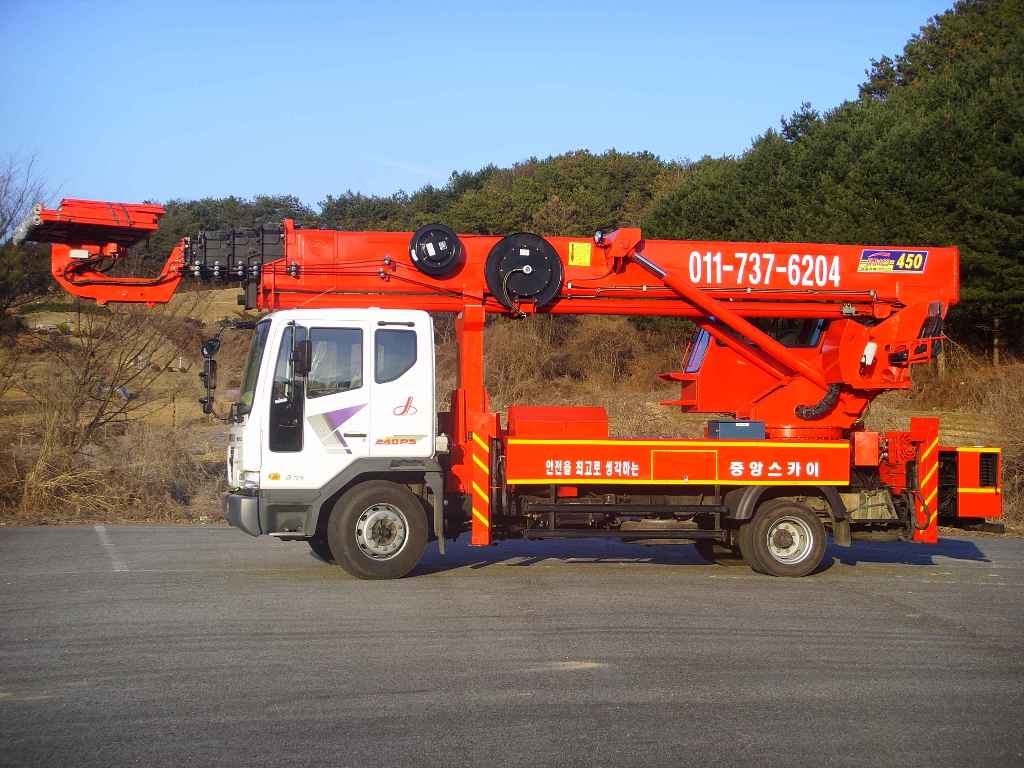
[223,308,441,570]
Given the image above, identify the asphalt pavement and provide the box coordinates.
[1,525,1022,767]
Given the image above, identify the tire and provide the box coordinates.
[326,480,428,580]
[694,540,747,566]
[735,521,766,573]
[745,499,827,577]
[307,536,334,562]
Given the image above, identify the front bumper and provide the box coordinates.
[223,492,261,537]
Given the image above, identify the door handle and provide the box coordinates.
[343,433,367,438]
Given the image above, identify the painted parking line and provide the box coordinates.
[93,525,128,572]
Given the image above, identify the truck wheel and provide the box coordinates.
[307,536,334,562]
[327,481,428,580]
[735,521,766,573]
[746,499,827,577]
[694,540,746,566]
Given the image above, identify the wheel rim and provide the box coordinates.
[764,515,814,565]
[355,503,409,561]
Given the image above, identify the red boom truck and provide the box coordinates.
[18,199,1004,577]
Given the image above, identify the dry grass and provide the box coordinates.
[0,293,230,526]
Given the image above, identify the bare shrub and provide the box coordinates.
[0,295,215,521]
[0,155,49,312]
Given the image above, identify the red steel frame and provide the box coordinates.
[21,199,1001,546]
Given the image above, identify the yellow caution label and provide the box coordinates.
[568,242,592,267]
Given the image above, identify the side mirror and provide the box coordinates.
[201,338,221,359]
[292,339,312,377]
[200,358,218,389]
[198,357,217,416]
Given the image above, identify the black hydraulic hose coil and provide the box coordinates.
[795,383,842,420]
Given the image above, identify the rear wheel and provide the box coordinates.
[736,520,765,573]
[746,499,827,577]
[326,480,428,579]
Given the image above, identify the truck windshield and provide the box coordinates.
[237,320,271,416]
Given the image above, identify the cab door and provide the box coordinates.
[369,317,434,458]
[263,319,372,491]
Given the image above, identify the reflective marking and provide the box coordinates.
[507,439,848,449]
[921,463,938,488]
[921,437,940,462]
[958,487,1000,494]
[471,507,490,527]
[94,525,128,572]
[956,447,1001,453]
[471,433,490,453]
[925,488,938,508]
[505,478,848,486]
[471,480,490,503]
[472,454,490,475]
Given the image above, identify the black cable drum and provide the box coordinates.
[409,223,463,277]
[485,232,563,310]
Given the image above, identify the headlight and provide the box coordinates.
[242,471,260,491]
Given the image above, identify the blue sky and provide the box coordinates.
[1,0,950,207]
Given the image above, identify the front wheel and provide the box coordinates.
[744,499,827,577]
[307,536,334,562]
[326,480,428,580]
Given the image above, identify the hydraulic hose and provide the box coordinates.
[901,489,933,532]
[795,383,841,420]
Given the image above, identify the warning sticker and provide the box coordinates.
[568,242,592,267]
[857,249,928,273]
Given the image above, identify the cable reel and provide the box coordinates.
[485,232,563,312]
[409,223,463,277]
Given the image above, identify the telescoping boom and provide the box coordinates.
[20,198,1003,577]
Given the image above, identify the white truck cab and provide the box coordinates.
[223,308,443,576]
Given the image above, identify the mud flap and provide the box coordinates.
[425,471,445,555]
[832,519,852,547]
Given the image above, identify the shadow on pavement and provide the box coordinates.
[828,536,989,566]
[412,537,710,576]
[409,535,991,577]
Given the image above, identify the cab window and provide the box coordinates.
[269,324,306,453]
[375,329,417,383]
[307,328,363,398]
[750,318,827,348]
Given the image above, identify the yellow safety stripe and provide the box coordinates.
[956,447,1001,453]
[921,463,938,488]
[471,433,490,453]
[505,478,848,486]
[472,454,490,475]
[925,488,938,508]
[471,507,490,527]
[958,487,1000,494]
[507,439,848,449]
[920,437,940,462]
[471,480,490,504]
